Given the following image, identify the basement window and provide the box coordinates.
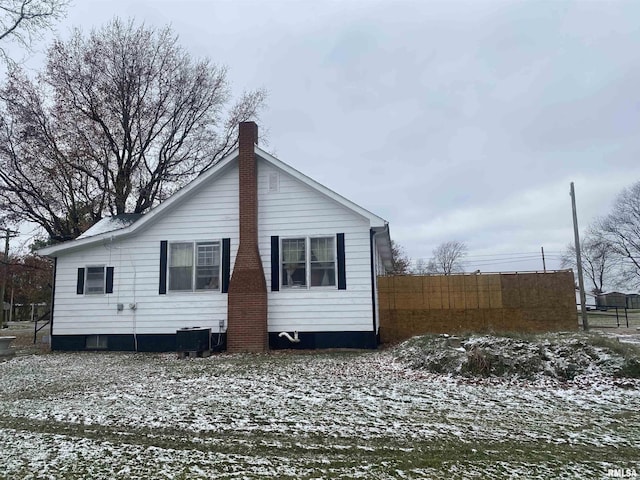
[169,241,220,291]
[282,237,335,288]
[86,335,107,350]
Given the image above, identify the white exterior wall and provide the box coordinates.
[52,164,239,336]
[52,156,378,337]
[258,159,375,333]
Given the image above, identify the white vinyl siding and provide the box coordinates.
[51,163,239,336]
[258,158,374,333]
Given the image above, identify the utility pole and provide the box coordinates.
[541,246,546,273]
[570,182,589,331]
[0,229,19,329]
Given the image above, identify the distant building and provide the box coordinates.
[626,294,640,309]
[597,292,632,309]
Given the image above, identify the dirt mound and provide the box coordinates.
[392,333,640,380]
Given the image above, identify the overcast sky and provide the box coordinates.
[10,0,640,273]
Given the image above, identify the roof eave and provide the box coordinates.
[37,226,137,256]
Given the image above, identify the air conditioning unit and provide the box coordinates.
[176,327,211,358]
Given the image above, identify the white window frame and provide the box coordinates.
[195,242,221,291]
[168,241,221,292]
[281,236,336,289]
[85,265,106,295]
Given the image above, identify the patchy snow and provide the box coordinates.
[606,333,640,346]
[394,333,640,380]
[77,214,143,239]
[0,348,639,478]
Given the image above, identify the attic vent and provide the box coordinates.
[268,172,279,193]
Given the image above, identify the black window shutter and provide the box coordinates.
[159,241,168,294]
[271,236,280,291]
[222,238,231,293]
[105,267,114,294]
[76,268,85,295]
[337,233,347,290]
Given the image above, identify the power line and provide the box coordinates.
[462,251,563,258]
[411,249,568,272]
[414,254,564,265]
[464,256,564,262]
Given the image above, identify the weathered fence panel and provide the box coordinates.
[378,271,577,343]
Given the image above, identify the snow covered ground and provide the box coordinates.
[1,344,639,479]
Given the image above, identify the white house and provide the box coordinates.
[39,122,393,352]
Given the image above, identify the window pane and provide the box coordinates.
[282,238,306,287]
[311,237,334,262]
[196,265,220,290]
[169,266,193,290]
[311,264,336,286]
[311,237,336,287]
[170,243,193,267]
[85,267,105,294]
[197,243,220,266]
[282,262,306,287]
[195,243,220,290]
[169,243,194,291]
[282,238,305,263]
[198,246,213,266]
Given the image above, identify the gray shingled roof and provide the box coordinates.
[77,214,144,239]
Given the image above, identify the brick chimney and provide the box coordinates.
[227,122,268,352]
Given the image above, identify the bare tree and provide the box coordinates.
[413,258,429,275]
[0,0,68,64]
[0,18,266,241]
[594,181,640,289]
[390,240,412,275]
[3,253,53,306]
[426,240,467,275]
[560,235,618,295]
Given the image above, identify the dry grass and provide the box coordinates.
[1,321,50,356]
[1,328,639,478]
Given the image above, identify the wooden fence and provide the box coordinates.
[378,271,577,343]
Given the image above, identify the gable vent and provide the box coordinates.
[268,172,279,193]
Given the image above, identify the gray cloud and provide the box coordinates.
[10,0,640,275]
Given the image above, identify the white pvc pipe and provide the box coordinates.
[278,331,300,343]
